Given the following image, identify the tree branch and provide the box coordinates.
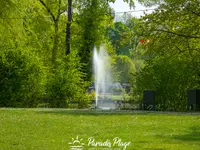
[39,0,56,22]
[174,45,184,53]
[56,0,61,20]
[184,3,200,17]
[190,10,200,17]
[155,29,200,39]
[59,9,66,15]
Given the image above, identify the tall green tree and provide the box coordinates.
[74,0,113,81]
[39,0,66,64]
[0,0,89,108]
[66,0,72,55]
[133,0,200,110]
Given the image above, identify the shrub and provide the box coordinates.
[0,48,46,107]
[116,55,136,83]
[135,56,200,111]
[45,51,89,108]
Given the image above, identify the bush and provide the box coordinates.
[45,51,90,108]
[135,56,200,111]
[37,103,50,108]
[112,87,123,95]
[0,48,46,107]
[116,55,136,83]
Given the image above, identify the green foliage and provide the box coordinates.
[45,51,89,108]
[0,0,91,108]
[74,0,114,81]
[135,55,200,111]
[116,55,136,83]
[0,48,46,107]
[107,17,147,59]
[130,0,200,111]
[142,0,200,57]
[2,0,199,111]
[0,0,15,18]
[107,22,132,55]
[88,90,96,100]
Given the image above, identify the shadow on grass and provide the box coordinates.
[37,109,154,116]
[173,126,200,141]
[36,109,200,116]
[155,125,200,144]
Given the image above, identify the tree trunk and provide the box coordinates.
[52,21,59,64]
[66,0,72,55]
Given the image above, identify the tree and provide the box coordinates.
[107,22,132,56]
[0,48,46,107]
[0,0,90,108]
[39,0,66,64]
[0,0,149,108]
[107,17,146,56]
[141,1,200,59]
[133,0,200,110]
[74,0,114,81]
[66,0,72,55]
[0,0,15,18]
[116,55,136,83]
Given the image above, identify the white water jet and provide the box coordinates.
[93,46,112,107]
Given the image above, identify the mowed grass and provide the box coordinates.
[0,109,200,150]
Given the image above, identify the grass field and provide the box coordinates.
[0,108,200,150]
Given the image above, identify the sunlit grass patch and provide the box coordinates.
[0,108,200,150]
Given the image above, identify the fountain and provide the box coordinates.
[93,46,112,109]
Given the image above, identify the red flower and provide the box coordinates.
[140,39,145,44]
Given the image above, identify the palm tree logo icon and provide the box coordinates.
[68,136,85,150]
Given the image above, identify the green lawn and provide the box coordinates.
[0,108,200,150]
